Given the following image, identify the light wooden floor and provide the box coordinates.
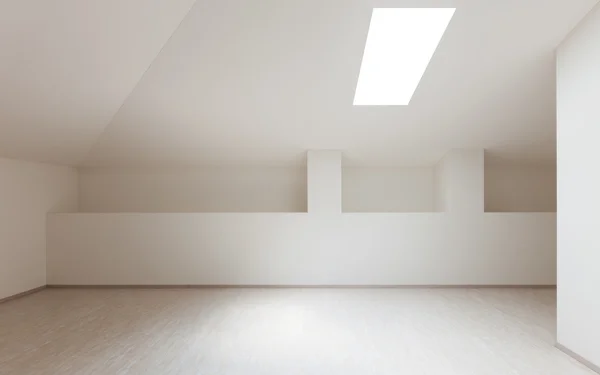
[0,288,594,375]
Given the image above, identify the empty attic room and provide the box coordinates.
[2,0,600,374]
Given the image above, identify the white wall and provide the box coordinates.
[0,157,78,300]
[485,164,556,212]
[79,167,306,213]
[343,167,434,212]
[307,151,342,213]
[434,161,446,212]
[557,2,600,368]
[56,150,557,290]
[79,164,555,214]
[47,212,556,286]
[436,150,485,213]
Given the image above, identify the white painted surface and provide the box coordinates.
[79,167,306,213]
[0,157,78,300]
[434,159,446,212]
[47,212,556,286]
[79,166,435,214]
[436,150,484,213]
[307,151,341,213]
[485,165,556,212]
[342,167,434,212]
[1,1,594,167]
[0,0,196,165]
[78,164,555,214]
[557,2,600,368]
[82,0,596,168]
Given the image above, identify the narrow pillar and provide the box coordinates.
[434,149,484,213]
[307,150,342,213]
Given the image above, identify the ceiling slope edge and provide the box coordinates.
[76,0,200,167]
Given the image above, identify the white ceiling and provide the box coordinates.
[1,0,598,167]
[0,0,196,164]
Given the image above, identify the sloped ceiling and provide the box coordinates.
[1,0,598,167]
[0,0,196,164]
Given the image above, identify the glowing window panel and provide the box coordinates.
[353,8,455,105]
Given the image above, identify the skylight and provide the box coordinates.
[353,8,455,106]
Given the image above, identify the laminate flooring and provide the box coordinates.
[0,288,594,375]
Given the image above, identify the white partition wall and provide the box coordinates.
[47,149,557,287]
[556,2,600,369]
[47,213,556,286]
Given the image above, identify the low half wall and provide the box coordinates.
[47,213,556,286]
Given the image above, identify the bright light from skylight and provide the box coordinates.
[353,8,455,106]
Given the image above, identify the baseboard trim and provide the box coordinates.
[0,286,46,304]
[556,343,600,374]
[46,284,556,289]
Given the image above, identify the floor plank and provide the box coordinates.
[0,288,593,374]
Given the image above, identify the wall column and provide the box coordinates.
[556,2,600,370]
[307,150,342,214]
